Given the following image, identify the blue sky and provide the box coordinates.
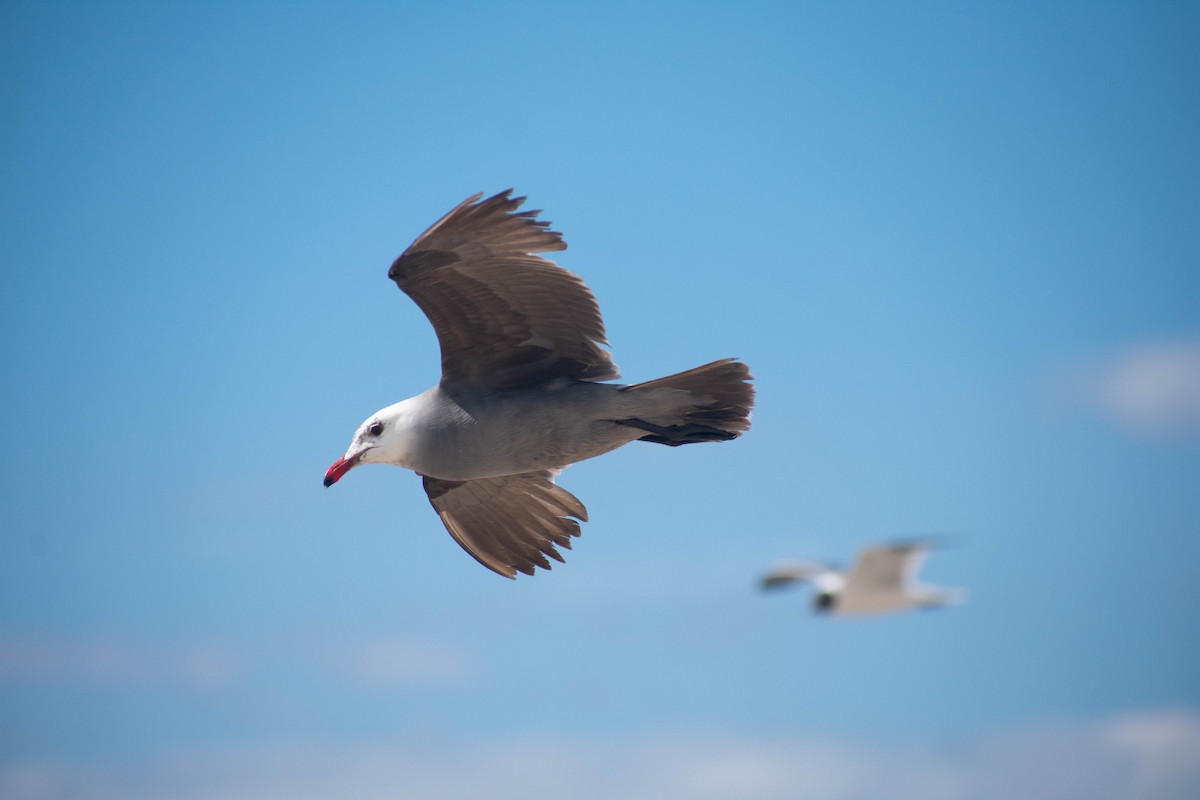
[2,1,1198,798]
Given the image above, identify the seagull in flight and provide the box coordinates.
[761,539,965,616]
[325,190,754,579]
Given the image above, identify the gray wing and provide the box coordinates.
[844,540,931,594]
[421,470,588,579]
[388,190,619,392]
[760,560,833,591]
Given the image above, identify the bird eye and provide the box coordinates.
[367,421,384,437]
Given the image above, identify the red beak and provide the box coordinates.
[323,453,360,487]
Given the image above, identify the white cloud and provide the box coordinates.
[1101,712,1200,800]
[313,639,475,686]
[0,634,473,690]
[1052,340,1200,437]
[2,710,1198,800]
[0,637,238,689]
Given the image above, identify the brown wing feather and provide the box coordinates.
[389,190,619,391]
[845,542,928,593]
[421,470,588,579]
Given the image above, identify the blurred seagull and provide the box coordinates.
[761,539,965,616]
[325,190,754,579]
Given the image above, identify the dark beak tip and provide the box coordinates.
[324,456,350,488]
[324,453,359,488]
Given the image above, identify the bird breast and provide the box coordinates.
[403,382,640,481]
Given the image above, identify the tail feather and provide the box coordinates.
[619,358,754,446]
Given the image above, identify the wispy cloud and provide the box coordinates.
[1048,339,1200,437]
[0,637,239,689]
[3,710,1198,800]
[312,639,475,686]
[0,633,473,691]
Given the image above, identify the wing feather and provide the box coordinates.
[760,560,834,591]
[389,191,619,390]
[844,540,931,594]
[421,470,587,578]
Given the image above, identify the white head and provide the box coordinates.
[811,571,846,614]
[323,400,418,487]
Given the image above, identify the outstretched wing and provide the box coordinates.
[388,190,619,391]
[844,540,931,594]
[760,560,834,591]
[421,470,588,579]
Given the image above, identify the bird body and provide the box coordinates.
[762,540,965,617]
[339,376,715,482]
[325,190,753,578]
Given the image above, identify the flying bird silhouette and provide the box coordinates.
[761,539,965,616]
[325,190,754,578]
